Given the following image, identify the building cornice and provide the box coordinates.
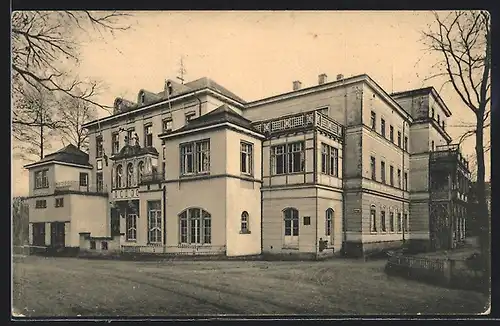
[158,121,266,140]
[24,160,93,170]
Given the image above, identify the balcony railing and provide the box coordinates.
[252,111,344,140]
[55,181,108,194]
[140,171,165,184]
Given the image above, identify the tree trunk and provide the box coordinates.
[474,109,490,286]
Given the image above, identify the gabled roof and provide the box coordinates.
[24,144,92,169]
[184,77,247,104]
[160,104,259,137]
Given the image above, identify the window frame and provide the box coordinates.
[370,111,376,130]
[180,139,210,176]
[96,136,103,158]
[112,132,120,154]
[271,141,305,175]
[370,156,376,180]
[380,118,386,138]
[126,163,134,188]
[55,197,64,208]
[370,206,377,233]
[380,161,386,184]
[35,199,47,209]
[126,214,137,242]
[283,207,299,237]
[389,165,394,186]
[397,131,402,147]
[240,211,250,234]
[96,172,104,192]
[34,169,49,189]
[325,208,334,236]
[321,143,339,177]
[380,210,387,232]
[162,118,173,133]
[144,123,153,147]
[178,208,212,245]
[389,211,395,233]
[115,165,123,189]
[147,201,162,244]
[79,172,88,187]
[240,141,254,176]
[389,125,394,142]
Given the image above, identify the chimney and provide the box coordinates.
[318,73,328,85]
[292,80,302,91]
[336,74,344,81]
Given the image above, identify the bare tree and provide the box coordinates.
[12,83,62,161]
[12,196,29,247]
[422,11,490,277]
[56,95,98,152]
[11,11,131,114]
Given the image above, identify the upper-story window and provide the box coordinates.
[140,93,145,104]
[397,169,401,189]
[404,172,408,190]
[397,131,402,147]
[126,128,135,144]
[55,197,64,208]
[96,172,103,192]
[180,139,210,175]
[34,169,49,189]
[370,111,376,130]
[241,211,250,233]
[79,172,88,187]
[271,142,305,175]
[321,143,339,177]
[35,199,47,209]
[431,108,435,119]
[144,124,153,147]
[404,136,409,151]
[380,118,386,138]
[370,156,376,180]
[380,161,386,184]
[96,136,103,158]
[185,112,196,123]
[431,141,435,151]
[240,142,253,175]
[442,120,446,129]
[126,163,134,187]
[389,165,394,186]
[162,118,173,133]
[116,165,123,188]
[437,114,441,124]
[389,126,394,142]
[112,132,119,154]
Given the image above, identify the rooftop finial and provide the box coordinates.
[177,56,186,84]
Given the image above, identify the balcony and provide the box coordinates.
[430,144,470,172]
[55,181,108,195]
[140,171,165,184]
[252,111,344,140]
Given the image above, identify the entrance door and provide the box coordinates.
[284,208,299,248]
[50,222,65,248]
[32,223,46,246]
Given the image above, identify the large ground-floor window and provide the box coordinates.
[32,222,45,246]
[148,201,162,244]
[179,208,211,244]
[126,214,137,241]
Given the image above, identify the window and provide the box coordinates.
[126,214,137,241]
[112,132,119,154]
[55,198,64,208]
[389,212,394,232]
[126,163,134,187]
[79,172,88,187]
[162,118,173,132]
[431,108,435,119]
[96,136,103,158]
[284,208,299,236]
[381,161,386,184]
[326,208,333,236]
[144,124,153,147]
[370,111,376,130]
[397,169,401,189]
[35,200,47,209]
[381,118,386,137]
[186,112,196,123]
[404,137,408,151]
[403,213,409,232]
[90,240,96,250]
[96,172,103,192]
[404,172,408,190]
[381,210,386,232]
[437,114,440,124]
[34,169,49,189]
[321,144,339,177]
[116,165,123,188]
[303,216,311,225]
[241,211,250,233]
[126,128,135,144]
[180,140,210,175]
[397,131,402,147]
[370,206,377,232]
[148,201,162,244]
[137,161,144,184]
[111,209,120,236]
[101,241,108,250]
[388,165,393,186]
[442,120,446,129]
[240,142,253,175]
[431,141,435,151]
[32,222,45,246]
[389,126,394,142]
[370,156,376,180]
[179,208,211,244]
[397,212,402,232]
[140,93,145,104]
[271,142,305,175]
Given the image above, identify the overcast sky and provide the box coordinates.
[12,11,490,196]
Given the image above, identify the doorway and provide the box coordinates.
[50,222,65,248]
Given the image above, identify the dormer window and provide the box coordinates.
[162,118,173,132]
[140,92,145,104]
[437,114,440,124]
[185,111,196,123]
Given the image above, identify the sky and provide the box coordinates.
[11,11,490,196]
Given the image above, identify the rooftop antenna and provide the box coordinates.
[177,56,186,84]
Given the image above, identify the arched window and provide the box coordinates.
[179,208,211,244]
[283,208,299,236]
[127,163,134,187]
[137,161,144,184]
[241,211,249,233]
[326,208,334,236]
[116,165,123,189]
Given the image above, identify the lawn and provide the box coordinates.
[12,255,489,317]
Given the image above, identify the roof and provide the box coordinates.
[24,144,91,169]
[183,77,247,104]
[161,104,259,137]
[391,86,452,117]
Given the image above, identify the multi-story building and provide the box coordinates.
[24,73,471,258]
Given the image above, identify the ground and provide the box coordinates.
[12,255,489,317]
